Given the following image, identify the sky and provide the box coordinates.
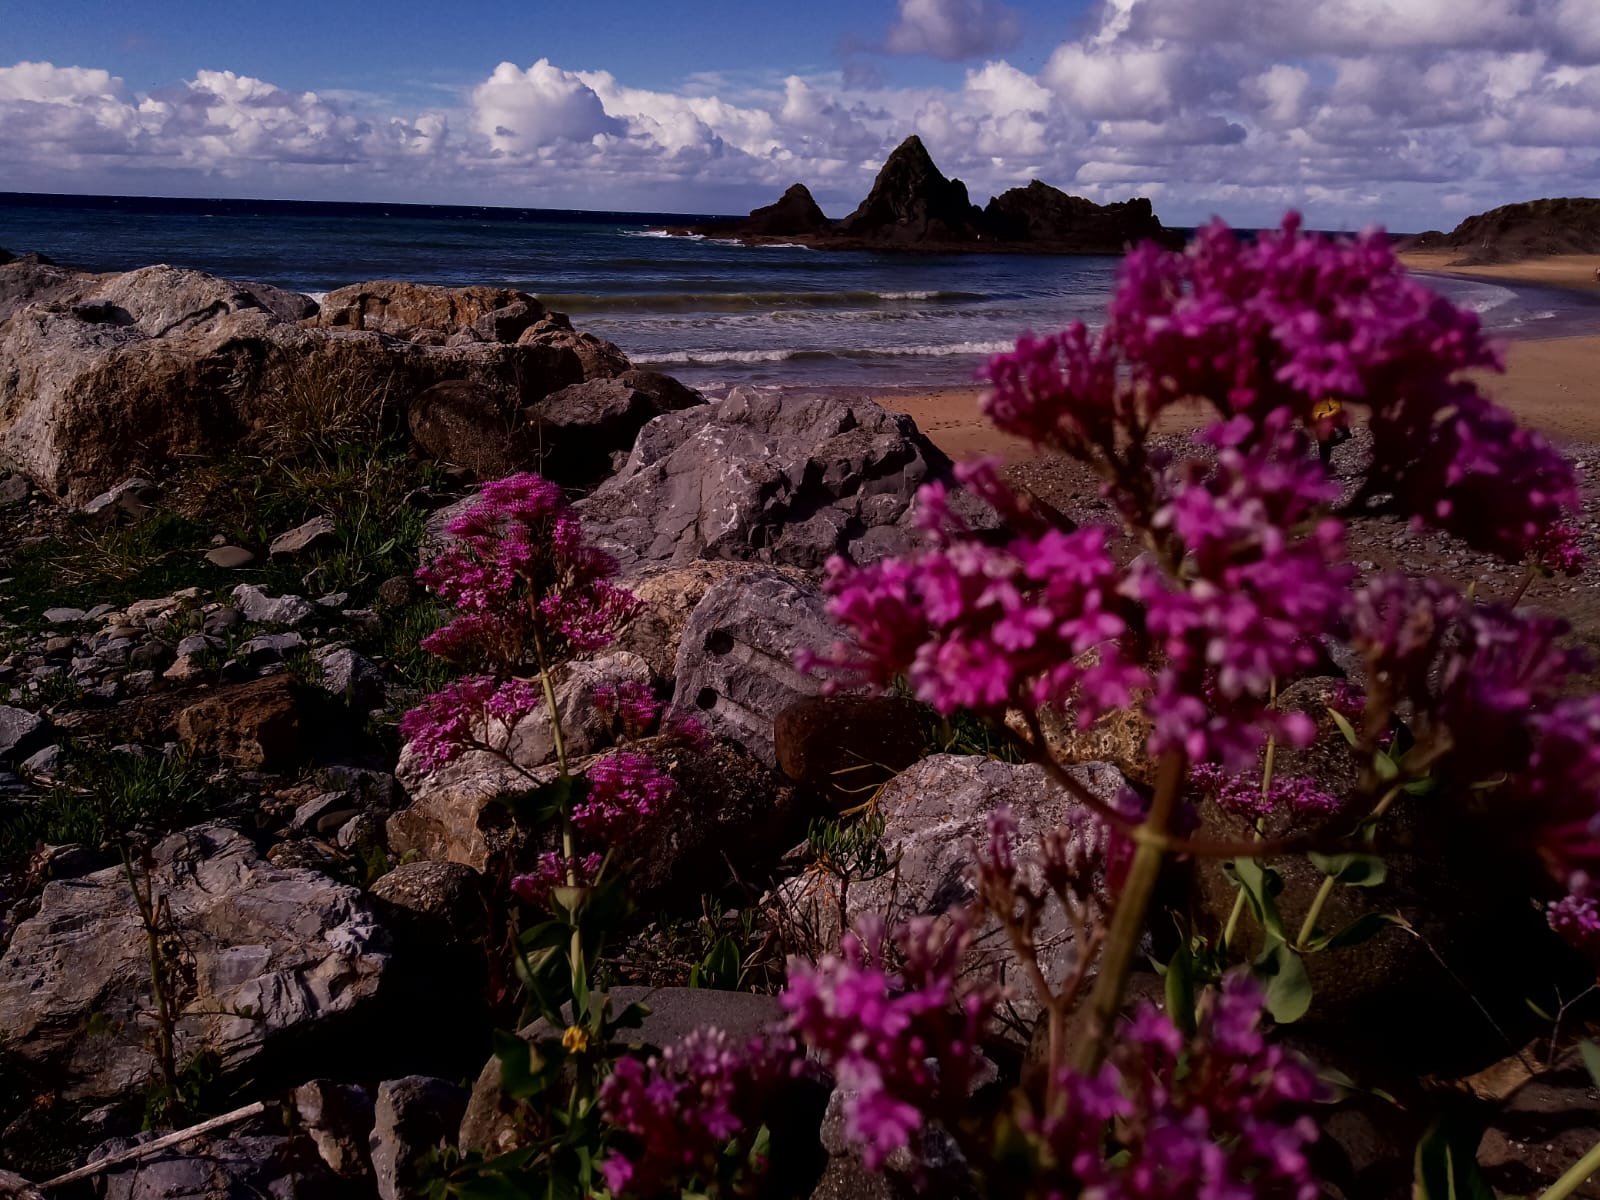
[3,0,1599,231]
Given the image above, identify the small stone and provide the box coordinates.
[83,604,114,620]
[42,607,86,625]
[175,675,311,769]
[375,576,415,609]
[370,1077,469,1200]
[42,636,74,657]
[176,634,219,657]
[163,655,211,683]
[316,592,350,608]
[123,670,157,695]
[203,607,242,636]
[81,477,158,525]
[336,812,383,852]
[232,584,315,628]
[124,596,178,622]
[128,641,174,672]
[269,516,338,558]
[293,791,348,831]
[0,474,32,508]
[0,708,49,763]
[237,632,306,663]
[313,647,386,709]
[103,625,141,641]
[20,743,63,777]
[205,545,256,569]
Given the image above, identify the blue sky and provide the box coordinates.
[3,0,1599,230]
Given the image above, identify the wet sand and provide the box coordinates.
[1396,250,1600,294]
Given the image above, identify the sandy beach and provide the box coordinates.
[883,254,1600,460]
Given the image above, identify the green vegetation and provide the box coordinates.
[0,748,218,865]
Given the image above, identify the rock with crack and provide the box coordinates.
[0,824,390,1103]
[772,754,1121,1029]
[370,1076,469,1200]
[569,388,995,576]
[91,1131,343,1200]
[666,571,842,768]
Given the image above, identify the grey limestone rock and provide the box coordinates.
[0,823,390,1102]
[371,1077,469,1200]
[666,571,840,767]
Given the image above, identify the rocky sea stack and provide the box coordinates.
[680,134,1177,254]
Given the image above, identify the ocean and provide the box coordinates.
[1,192,1590,392]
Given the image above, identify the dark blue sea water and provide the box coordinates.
[2,192,1590,391]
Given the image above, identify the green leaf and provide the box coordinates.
[1254,938,1313,1024]
[1308,910,1404,952]
[1413,1116,1495,1200]
[1328,707,1361,748]
[1372,750,1400,782]
[1164,941,1197,1037]
[1306,852,1388,887]
[1227,858,1288,941]
[1581,1040,1600,1090]
[1527,997,1555,1021]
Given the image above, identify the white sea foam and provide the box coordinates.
[635,339,1013,366]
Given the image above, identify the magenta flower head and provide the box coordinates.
[981,214,1578,563]
[571,751,679,846]
[1032,972,1325,1199]
[599,1027,792,1198]
[782,910,998,1170]
[415,472,640,672]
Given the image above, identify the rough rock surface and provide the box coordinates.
[387,653,651,868]
[526,376,705,487]
[836,135,987,245]
[742,183,834,236]
[774,754,1121,1027]
[292,1079,376,1179]
[0,266,634,503]
[370,1076,469,1200]
[984,181,1169,252]
[406,379,533,479]
[92,1132,342,1200]
[175,674,314,769]
[774,694,929,807]
[0,824,389,1101]
[573,388,991,575]
[666,572,840,767]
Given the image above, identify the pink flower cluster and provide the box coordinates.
[593,680,665,739]
[782,913,997,1169]
[1547,889,1600,959]
[1189,763,1340,826]
[398,675,544,771]
[571,751,679,844]
[599,1027,791,1198]
[416,473,640,669]
[816,419,1351,769]
[1033,973,1324,1199]
[981,213,1576,563]
[509,851,604,907]
[1530,522,1587,576]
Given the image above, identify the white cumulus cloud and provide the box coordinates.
[884,0,1023,61]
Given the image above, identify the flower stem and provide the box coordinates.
[1295,876,1337,950]
[1072,748,1185,1074]
[1508,565,1535,609]
[529,621,586,999]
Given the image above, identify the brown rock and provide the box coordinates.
[376,575,416,608]
[524,376,705,487]
[176,674,311,769]
[774,694,929,808]
[1478,1046,1600,1198]
[407,379,532,478]
[515,323,630,379]
[306,281,546,339]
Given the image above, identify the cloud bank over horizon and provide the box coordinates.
[4,0,1600,232]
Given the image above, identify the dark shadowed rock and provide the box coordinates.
[407,379,533,479]
[0,824,389,1102]
[0,706,48,764]
[667,572,839,767]
[292,1079,377,1179]
[836,136,986,246]
[1478,1046,1600,1198]
[984,181,1170,252]
[93,1132,343,1200]
[775,694,929,807]
[743,183,834,236]
[1411,196,1600,264]
[573,387,995,575]
[525,376,706,487]
[371,1077,469,1200]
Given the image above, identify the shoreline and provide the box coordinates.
[1397,250,1600,295]
[870,332,1600,458]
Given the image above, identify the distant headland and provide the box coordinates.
[662,135,1179,256]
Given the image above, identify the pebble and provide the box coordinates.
[20,743,63,777]
[205,545,256,569]
[269,516,338,557]
[232,584,315,628]
[42,608,86,625]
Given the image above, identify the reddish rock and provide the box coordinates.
[176,674,312,769]
[774,694,929,808]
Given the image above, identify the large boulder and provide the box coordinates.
[406,379,534,479]
[573,387,992,575]
[175,674,316,770]
[774,754,1122,1028]
[0,267,632,504]
[666,572,840,768]
[983,182,1171,252]
[741,184,834,236]
[0,824,390,1102]
[370,1077,469,1200]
